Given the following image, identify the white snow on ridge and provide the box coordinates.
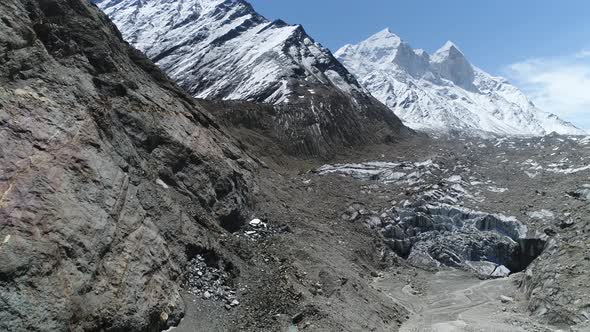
[95,0,363,104]
[335,29,586,137]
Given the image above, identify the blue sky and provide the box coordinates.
[249,0,590,131]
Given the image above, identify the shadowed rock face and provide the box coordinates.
[384,205,546,277]
[0,0,256,330]
[430,42,475,91]
[200,90,412,157]
[344,200,547,279]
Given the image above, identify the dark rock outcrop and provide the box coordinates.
[371,204,545,276]
[199,90,410,158]
[0,0,256,330]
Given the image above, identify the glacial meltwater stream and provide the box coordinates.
[374,269,558,332]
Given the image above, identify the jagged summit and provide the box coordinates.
[433,41,463,57]
[430,40,475,89]
[335,28,427,78]
[414,49,428,57]
[370,28,402,42]
[336,29,402,62]
[336,29,585,136]
[358,28,405,53]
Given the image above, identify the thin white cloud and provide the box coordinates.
[505,52,590,130]
[575,50,590,59]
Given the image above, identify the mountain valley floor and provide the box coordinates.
[169,133,590,332]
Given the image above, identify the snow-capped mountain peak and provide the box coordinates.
[432,41,463,58]
[337,29,403,67]
[430,40,475,90]
[368,28,403,45]
[335,29,428,79]
[414,49,428,57]
[336,29,585,136]
[95,0,369,104]
[94,0,410,155]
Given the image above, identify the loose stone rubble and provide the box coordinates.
[567,185,590,201]
[185,255,240,309]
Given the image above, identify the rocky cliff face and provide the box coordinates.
[0,0,257,330]
[336,29,586,136]
[94,0,412,156]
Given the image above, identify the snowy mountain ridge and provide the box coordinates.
[335,29,585,136]
[93,0,366,103]
[93,0,410,156]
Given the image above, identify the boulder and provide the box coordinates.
[491,265,511,278]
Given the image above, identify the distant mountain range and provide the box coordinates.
[94,0,585,137]
[336,29,585,136]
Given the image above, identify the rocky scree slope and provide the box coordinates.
[315,135,590,328]
[0,0,257,330]
[336,29,585,136]
[93,0,412,156]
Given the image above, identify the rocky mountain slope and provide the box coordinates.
[93,0,412,156]
[336,29,586,136]
[0,0,257,330]
[3,1,589,331]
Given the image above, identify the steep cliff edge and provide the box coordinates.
[0,0,257,330]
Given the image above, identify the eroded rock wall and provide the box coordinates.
[0,0,256,330]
